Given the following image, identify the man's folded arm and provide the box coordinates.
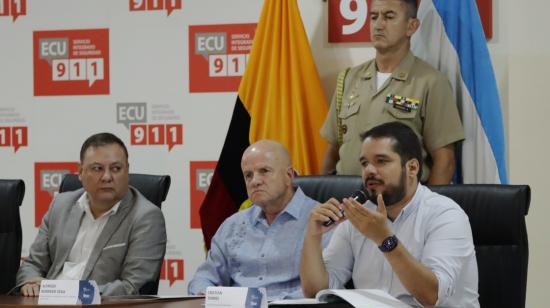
[321,143,339,175]
[188,226,231,295]
[14,204,56,292]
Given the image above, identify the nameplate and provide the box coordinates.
[205,286,267,308]
[38,280,101,305]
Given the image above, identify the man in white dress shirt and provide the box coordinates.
[301,122,479,307]
[15,133,166,296]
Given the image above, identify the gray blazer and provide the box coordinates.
[15,186,167,295]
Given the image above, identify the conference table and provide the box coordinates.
[0,295,355,307]
[0,295,204,307]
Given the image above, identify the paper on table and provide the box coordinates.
[269,298,320,305]
[102,294,204,301]
[316,289,410,307]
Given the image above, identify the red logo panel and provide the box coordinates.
[33,29,110,96]
[130,123,182,151]
[159,259,184,286]
[0,0,26,22]
[34,162,79,227]
[189,161,216,229]
[129,0,182,16]
[328,0,371,43]
[328,0,493,42]
[189,23,256,92]
[476,0,492,39]
[0,126,27,153]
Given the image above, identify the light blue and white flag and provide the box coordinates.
[411,0,507,184]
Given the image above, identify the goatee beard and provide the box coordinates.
[365,168,406,207]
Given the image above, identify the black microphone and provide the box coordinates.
[322,190,367,227]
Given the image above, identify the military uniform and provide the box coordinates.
[321,52,464,182]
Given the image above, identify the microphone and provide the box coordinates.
[322,190,367,227]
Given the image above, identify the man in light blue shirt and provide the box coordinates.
[188,140,330,300]
[301,122,479,307]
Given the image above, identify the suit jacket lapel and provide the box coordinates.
[50,195,85,278]
[81,189,135,279]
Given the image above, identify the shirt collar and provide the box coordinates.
[360,51,415,81]
[251,187,306,225]
[394,183,423,222]
[77,192,121,220]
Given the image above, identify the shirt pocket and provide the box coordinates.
[102,243,126,251]
[385,104,418,120]
[338,100,361,119]
[98,242,127,270]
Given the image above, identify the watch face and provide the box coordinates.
[380,235,398,252]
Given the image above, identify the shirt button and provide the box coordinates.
[259,277,263,281]
[261,254,265,258]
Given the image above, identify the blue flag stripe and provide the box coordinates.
[432,0,508,183]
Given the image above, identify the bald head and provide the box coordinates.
[241,140,295,218]
[242,140,292,169]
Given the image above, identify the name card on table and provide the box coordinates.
[205,286,267,308]
[38,280,101,305]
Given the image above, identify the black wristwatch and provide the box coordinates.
[378,235,398,252]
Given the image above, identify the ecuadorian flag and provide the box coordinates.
[411,0,507,184]
[200,0,328,249]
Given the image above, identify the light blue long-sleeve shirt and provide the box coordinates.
[188,188,330,300]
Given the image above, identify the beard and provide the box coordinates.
[364,167,406,207]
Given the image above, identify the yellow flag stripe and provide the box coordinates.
[238,0,327,175]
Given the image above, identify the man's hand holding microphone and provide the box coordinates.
[306,190,392,247]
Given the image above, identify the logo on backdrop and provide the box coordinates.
[160,242,185,287]
[34,162,79,227]
[33,29,110,96]
[129,0,182,16]
[159,259,184,287]
[0,107,28,153]
[116,102,183,151]
[328,0,493,42]
[0,126,27,153]
[328,0,371,43]
[0,0,26,22]
[189,23,256,92]
[190,161,216,229]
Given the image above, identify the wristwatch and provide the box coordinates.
[378,235,398,252]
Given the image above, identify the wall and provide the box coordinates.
[501,0,550,306]
[0,0,547,304]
